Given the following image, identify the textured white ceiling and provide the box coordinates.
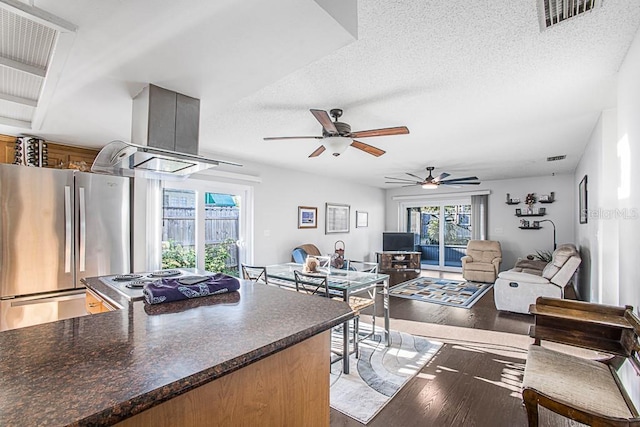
[1,0,639,188]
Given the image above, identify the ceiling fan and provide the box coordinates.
[263,108,409,157]
[385,166,481,189]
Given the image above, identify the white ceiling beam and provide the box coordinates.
[0,0,77,33]
[0,92,37,107]
[0,115,31,128]
[0,55,46,78]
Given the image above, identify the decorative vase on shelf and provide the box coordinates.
[527,205,534,215]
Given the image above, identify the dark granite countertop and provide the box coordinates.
[0,278,354,426]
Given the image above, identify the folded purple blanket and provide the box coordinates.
[143,274,240,305]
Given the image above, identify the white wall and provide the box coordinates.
[574,109,619,304]
[574,27,640,310]
[616,27,640,314]
[133,158,386,269]
[384,174,575,272]
[251,164,385,265]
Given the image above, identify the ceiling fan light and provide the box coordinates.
[421,182,438,189]
[326,136,352,156]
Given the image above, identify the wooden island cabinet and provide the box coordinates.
[0,279,353,426]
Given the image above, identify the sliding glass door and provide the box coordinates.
[407,200,471,271]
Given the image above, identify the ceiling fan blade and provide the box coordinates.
[405,172,426,181]
[264,136,323,140]
[441,181,481,185]
[384,177,421,183]
[310,109,338,134]
[350,126,409,138]
[350,140,385,157]
[385,182,419,187]
[433,172,450,182]
[439,176,479,183]
[308,145,326,158]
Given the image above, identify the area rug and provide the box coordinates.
[388,277,492,308]
[329,324,442,424]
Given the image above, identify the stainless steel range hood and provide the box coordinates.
[92,85,240,179]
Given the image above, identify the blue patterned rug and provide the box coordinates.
[388,277,492,308]
[330,325,442,424]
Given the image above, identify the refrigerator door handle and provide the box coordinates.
[64,185,72,273]
[79,187,86,272]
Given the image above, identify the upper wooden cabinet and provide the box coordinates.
[0,135,16,164]
[0,134,99,170]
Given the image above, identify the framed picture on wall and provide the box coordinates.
[356,211,368,228]
[298,206,317,229]
[326,203,350,234]
[579,175,588,224]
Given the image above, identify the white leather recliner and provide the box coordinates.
[494,243,581,314]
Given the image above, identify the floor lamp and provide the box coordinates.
[538,219,557,250]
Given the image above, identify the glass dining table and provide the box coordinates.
[266,263,390,374]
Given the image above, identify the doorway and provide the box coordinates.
[407,201,471,272]
[159,179,252,276]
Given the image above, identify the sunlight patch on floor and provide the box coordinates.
[435,365,459,373]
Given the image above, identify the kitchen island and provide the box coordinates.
[0,277,354,426]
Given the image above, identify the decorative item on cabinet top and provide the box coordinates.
[2,135,99,170]
[14,137,47,167]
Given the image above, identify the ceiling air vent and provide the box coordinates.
[0,0,76,129]
[547,155,567,161]
[537,0,603,30]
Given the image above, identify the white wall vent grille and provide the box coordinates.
[0,1,76,130]
[538,0,603,30]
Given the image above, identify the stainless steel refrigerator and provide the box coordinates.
[0,164,130,331]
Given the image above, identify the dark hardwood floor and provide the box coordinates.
[331,273,535,426]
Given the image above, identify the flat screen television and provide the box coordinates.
[382,232,417,252]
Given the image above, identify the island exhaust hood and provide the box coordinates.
[92,85,240,179]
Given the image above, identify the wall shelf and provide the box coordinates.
[516,213,545,217]
[519,226,541,230]
[506,201,520,205]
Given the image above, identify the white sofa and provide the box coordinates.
[494,244,581,314]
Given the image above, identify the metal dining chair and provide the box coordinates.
[345,260,378,273]
[343,260,378,345]
[293,270,329,297]
[294,270,374,360]
[241,264,268,284]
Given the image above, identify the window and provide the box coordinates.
[159,180,251,276]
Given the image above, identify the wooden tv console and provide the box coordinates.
[376,251,421,286]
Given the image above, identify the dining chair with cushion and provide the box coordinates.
[294,270,374,359]
[241,264,268,284]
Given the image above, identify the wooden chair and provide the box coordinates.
[241,264,268,284]
[523,297,640,426]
